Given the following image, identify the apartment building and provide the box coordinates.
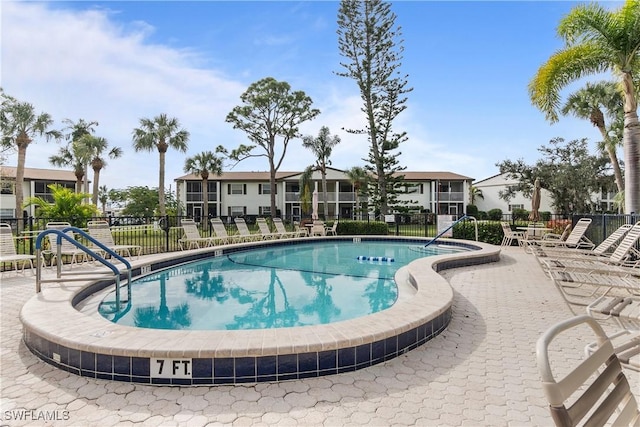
[0,166,79,218]
[174,168,473,221]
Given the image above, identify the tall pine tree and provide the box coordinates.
[336,0,412,216]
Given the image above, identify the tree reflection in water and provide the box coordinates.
[226,267,299,329]
[133,275,191,330]
[184,265,228,303]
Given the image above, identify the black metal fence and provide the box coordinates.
[2,213,638,258]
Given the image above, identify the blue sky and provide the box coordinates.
[2,0,612,191]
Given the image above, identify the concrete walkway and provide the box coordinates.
[1,246,637,426]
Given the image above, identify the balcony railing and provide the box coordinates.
[285,192,356,202]
[437,192,464,202]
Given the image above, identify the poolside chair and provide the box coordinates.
[500,222,524,247]
[272,218,303,238]
[256,218,279,240]
[310,220,326,237]
[0,223,38,274]
[324,220,338,236]
[234,217,261,242]
[210,218,238,244]
[532,222,633,261]
[178,219,219,250]
[87,220,142,258]
[536,315,639,426]
[541,222,640,274]
[44,222,93,267]
[539,218,594,250]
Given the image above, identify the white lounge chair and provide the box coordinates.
[44,222,91,267]
[536,315,639,426]
[538,218,594,250]
[88,220,142,258]
[541,222,640,274]
[178,219,219,250]
[256,218,279,240]
[0,223,37,274]
[532,222,633,260]
[272,218,303,238]
[233,217,261,242]
[210,218,238,244]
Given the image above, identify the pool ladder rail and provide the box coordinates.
[424,215,478,248]
[35,226,132,312]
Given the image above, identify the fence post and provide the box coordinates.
[163,215,170,253]
[28,216,34,255]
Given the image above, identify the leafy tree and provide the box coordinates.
[23,184,99,227]
[336,0,412,216]
[0,90,61,227]
[224,77,320,217]
[183,151,223,229]
[529,0,640,213]
[561,81,624,194]
[302,126,341,218]
[497,137,610,215]
[111,186,181,218]
[49,142,86,193]
[132,114,190,216]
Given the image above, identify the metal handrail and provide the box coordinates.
[424,215,478,248]
[35,227,132,311]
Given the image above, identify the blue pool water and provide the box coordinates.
[98,240,464,331]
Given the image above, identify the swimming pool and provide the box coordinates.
[21,236,501,385]
[98,241,466,331]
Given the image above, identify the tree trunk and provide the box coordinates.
[202,175,209,232]
[158,150,166,216]
[269,157,277,218]
[595,124,624,194]
[622,72,639,214]
[92,167,101,206]
[15,133,29,232]
[321,169,329,219]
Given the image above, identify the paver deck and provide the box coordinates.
[1,245,638,426]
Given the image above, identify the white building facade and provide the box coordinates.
[174,168,474,221]
[0,166,79,218]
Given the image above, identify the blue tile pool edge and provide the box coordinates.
[21,236,500,386]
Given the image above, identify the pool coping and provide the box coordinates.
[20,236,500,384]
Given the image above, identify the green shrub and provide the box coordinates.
[337,220,388,235]
[511,208,529,221]
[453,221,503,245]
[540,211,551,221]
[466,205,479,217]
[487,208,503,221]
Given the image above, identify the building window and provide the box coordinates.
[33,181,75,202]
[229,206,245,217]
[0,208,15,218]
[259,206,271,216]
[0,180,14,195]
[259,184,275,195]
[228,184,246,195]
[508,204,524,211]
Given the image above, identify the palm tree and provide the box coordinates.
[561,81,625,194]
[0,91,60,227]
[49,144,86,193]
[132,114,190,216]
[529,0,640,214]
[302,127,340,219]
[183,151,223,230]
[347,166,370,220]
[98,185,109,214]
[62,118,99,195]
[86,136,122,206]
[469,186,484,205]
